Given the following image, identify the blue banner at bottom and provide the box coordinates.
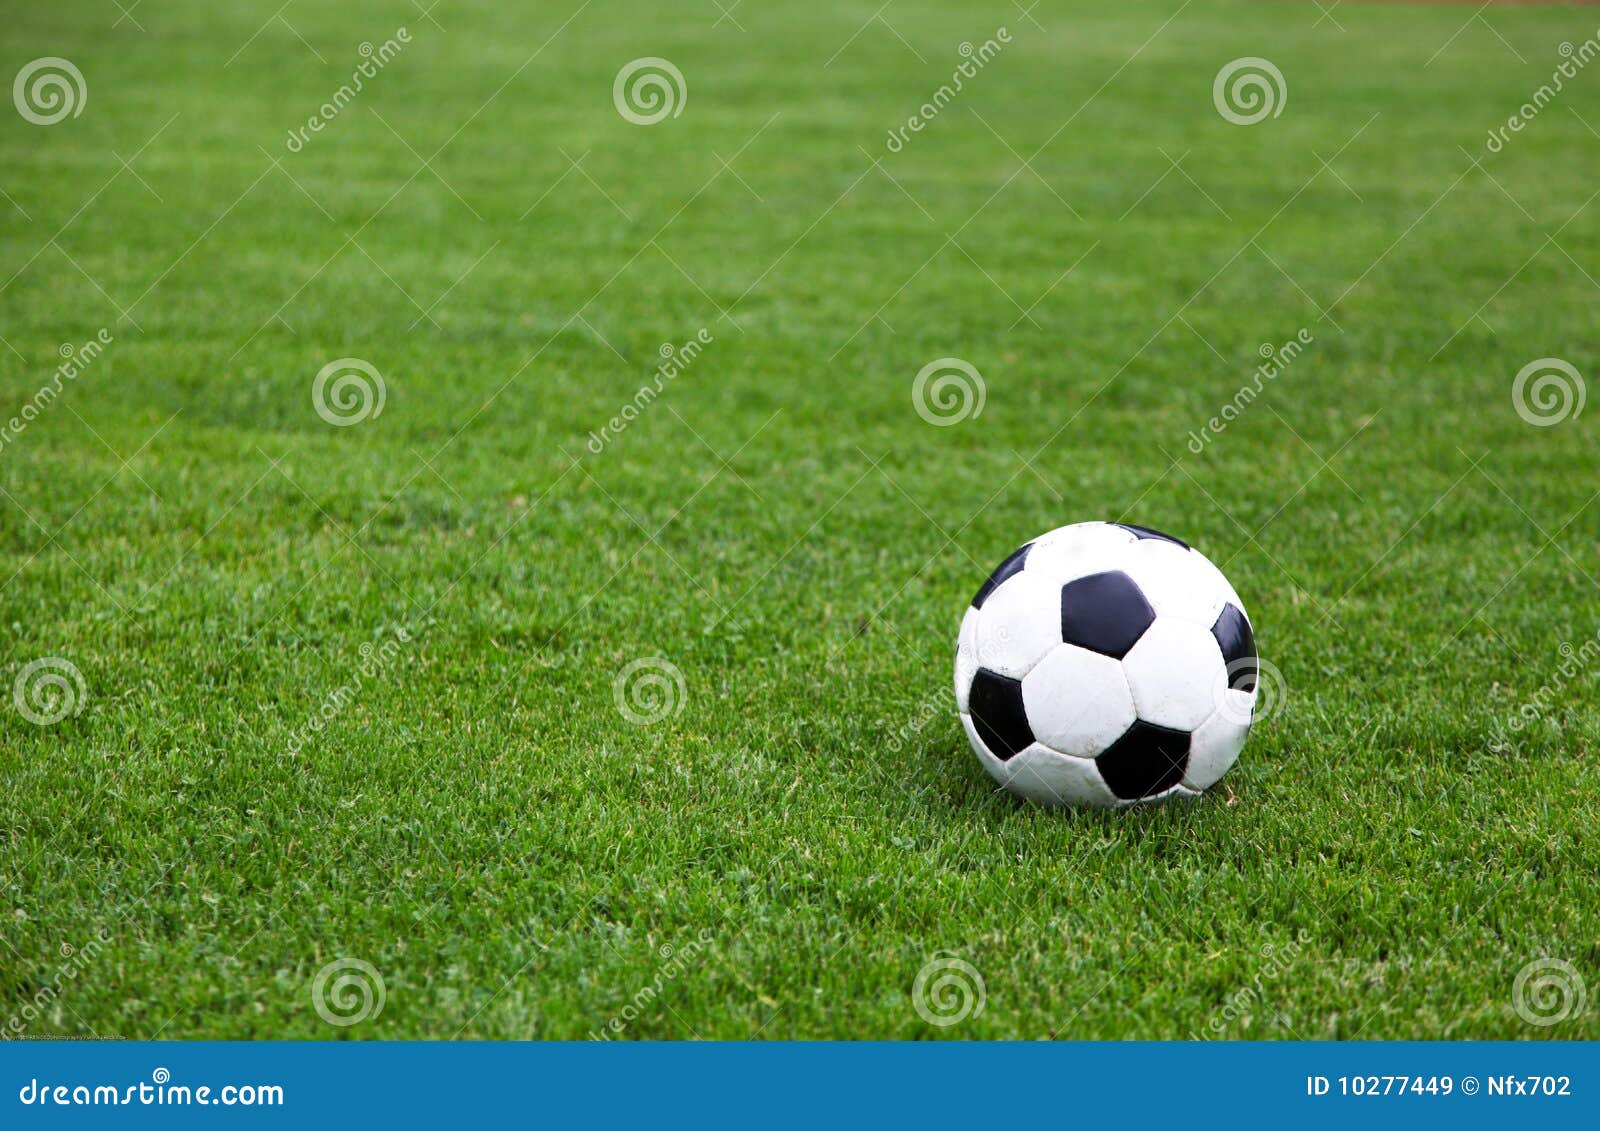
[3,1042,1594,1128]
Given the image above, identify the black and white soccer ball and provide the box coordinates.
[955,521,1257,807]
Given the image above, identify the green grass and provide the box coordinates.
[2,0,1598,1040]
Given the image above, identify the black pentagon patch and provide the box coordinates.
[1113,522,1190,550]
[1096,720,1191,801]
[972,542,1033,609]
[967,668,1033,762]
[1059,571,1155,659]
[1211,603,1257,692]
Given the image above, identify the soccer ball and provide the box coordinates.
[954,521,1257,807]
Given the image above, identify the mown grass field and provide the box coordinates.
[2,0,1598,1039]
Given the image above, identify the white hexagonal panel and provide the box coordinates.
[970,569,1068,680]
[1207,658,1259,729]
[1184,707,1252,791]
[1121,781,1202,807]
[954,606,979,713]
[1024,521,1137,585]
[989,741,1119,808]
[1122,618,1226,732]
[1021,643,1138,757]
[1188,547,1248,623]
[1118,539,1228,628]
